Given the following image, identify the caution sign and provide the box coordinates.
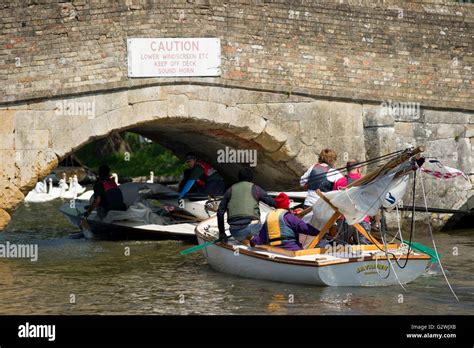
[127,38,221,77]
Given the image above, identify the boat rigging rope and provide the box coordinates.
[269,149,405,193]
[377,231,407,290]
[374,233,391,280]
[375,208,406,286]
[419,170,459,302]
[375,209,406,287]
[395,170,416,269]
[339,169,417,270]
[388,204,404,244]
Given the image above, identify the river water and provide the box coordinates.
[1,199,473,315]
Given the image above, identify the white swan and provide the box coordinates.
[26,180,47,195]
[146,171,154,184]
[58,178,68,197]
[61,177,77,199]
[111,173,119,186]
[72,175,86,195]
[24,179,56,203]
[47,178,59,199]
[60,173,69,191]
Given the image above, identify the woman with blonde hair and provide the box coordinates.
[299,148,343,208]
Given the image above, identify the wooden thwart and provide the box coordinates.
[253,244,296,257]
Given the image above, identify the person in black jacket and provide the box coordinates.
[84,165,126,219]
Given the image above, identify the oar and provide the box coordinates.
[180,235,229,255]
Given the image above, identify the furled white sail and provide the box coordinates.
[382,174,409,209]
[101,202,170,225]
[310,162,413,229]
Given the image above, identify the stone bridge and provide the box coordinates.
[0,0,473,229]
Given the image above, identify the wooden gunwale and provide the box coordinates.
[196,229,430,268]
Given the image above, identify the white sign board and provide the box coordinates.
[127,38,221,77]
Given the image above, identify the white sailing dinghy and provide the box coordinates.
[60,182,219,240]
[195,147,432,287]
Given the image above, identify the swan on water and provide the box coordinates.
[146,171,154,184]
[47,178,62,199]
[60,173,69,190]
[72,175,86,195]
[60,177,78,199]
[24,179,56,203]
[111,173,119,186]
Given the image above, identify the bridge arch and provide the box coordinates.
[0,84,367,227]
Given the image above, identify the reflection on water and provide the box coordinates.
[0,200,473,314]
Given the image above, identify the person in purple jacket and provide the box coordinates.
[250,193,328,250]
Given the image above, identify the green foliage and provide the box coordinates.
[75,132,186,178]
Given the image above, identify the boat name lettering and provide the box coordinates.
[356,263,388,273]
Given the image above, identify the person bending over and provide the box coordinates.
[217,167,276,242]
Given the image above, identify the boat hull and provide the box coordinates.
[82,219,197,241]
[59,203,197,241]
[196,235,430,287]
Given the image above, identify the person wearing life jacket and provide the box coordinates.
[332,159,370,244]
[84,165,126,219]
[251,193,325,250]
[217,167,276,241]
[300,148,343,208]
[178,152,226,199]
[333,159,362,190]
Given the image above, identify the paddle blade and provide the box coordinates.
[180,239,218,255]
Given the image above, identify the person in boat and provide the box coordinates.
[332,159,370,244]
[250,192,327,250]
[217,167,276,241]
[84,165,127,219]
[178,152,226,199]
[299,148,343,208]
